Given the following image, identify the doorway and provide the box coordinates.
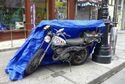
[31,0,48,25]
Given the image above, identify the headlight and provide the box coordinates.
[44,36,51,43]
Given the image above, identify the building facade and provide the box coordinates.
[0,0,101,41]
[0,0,77,41]
[108,0,125,30]
[1,0,124,41]
[0,0,26,41]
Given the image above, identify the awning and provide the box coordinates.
[77,0,102,3]
[77,0,102,7]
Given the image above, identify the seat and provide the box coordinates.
[66,38,84,46]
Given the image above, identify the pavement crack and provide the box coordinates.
[45,66,55,72]
[60,75,78,84]
[45,66,78,84]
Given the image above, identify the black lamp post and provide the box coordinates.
[92,0,112,64]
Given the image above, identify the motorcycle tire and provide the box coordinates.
[25,48,44,75]
[71,49,88,65]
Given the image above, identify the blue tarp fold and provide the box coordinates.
[5,20,105,80]
[0,24,9,31]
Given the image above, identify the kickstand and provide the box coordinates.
[67,60,72,72]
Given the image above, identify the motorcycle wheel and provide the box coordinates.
[25,48,44,75]
[71,49,88,65]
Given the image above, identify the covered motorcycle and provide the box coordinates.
[5,20,105,80]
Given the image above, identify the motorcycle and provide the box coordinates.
[25,25,102,75]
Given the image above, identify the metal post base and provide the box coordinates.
[92,45,112,64]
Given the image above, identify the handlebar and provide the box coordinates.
[63,32,71,37]
[84,32,102,43]
[85,33,102,38]
[53,28,71,38]
[43,25,51,30]
[44,25,71,38]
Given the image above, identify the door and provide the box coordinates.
[31,0,48,25]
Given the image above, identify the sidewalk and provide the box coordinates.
[88,30,125,84]
[0,31,125,84]
[0,39,25,52]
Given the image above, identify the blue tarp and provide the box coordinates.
[0,24,9,31]
[5,20,105,81]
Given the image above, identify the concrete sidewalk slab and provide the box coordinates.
[117,30,125,34]
[0,39,25,52]
[102,68,125,84]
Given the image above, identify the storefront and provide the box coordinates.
[76,0,102,20]
[25,0,101,31]
[0,0,75,41]
[25,0,76,32]
[0,0,101,41]
[0,0,25,41]
[20,0,77,36]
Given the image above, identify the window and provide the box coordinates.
[75,2,98,20]
[31,0,48,25]
[0,0,25,31]
[118,0,122,5]
[118,0,122,8]
[55,0,67,19]
[118,0,122,14]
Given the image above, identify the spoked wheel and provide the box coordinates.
[71,49,88,65]
[25,48,44,75]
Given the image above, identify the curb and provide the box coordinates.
[0,47,20,52]
[88,61,125,84]
[117,31,125,34]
